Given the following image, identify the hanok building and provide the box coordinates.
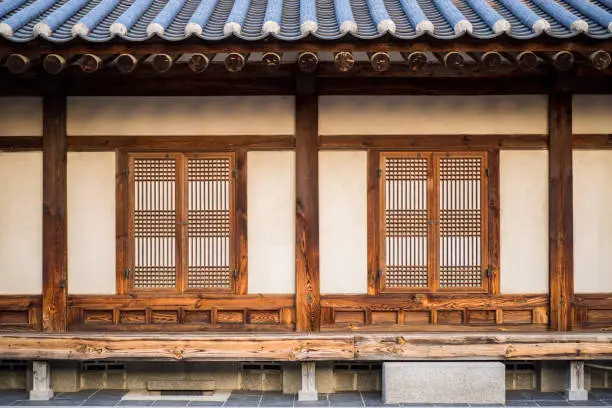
[0,0,612,404]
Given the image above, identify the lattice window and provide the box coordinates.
[187,155,233,290]
[438,155,483,289]
[127,153,235,293]
[131,156,178,289]
[383,154,430,289]
[379,152,488,293]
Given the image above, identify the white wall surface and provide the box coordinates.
[67,97,295,136]
[500,150,548,294]
[247,151,295,294]
[319,96,547,135]
[573,96,612,134]
[319,151,368,294]
[0,152,42,294]
[574,151,612,293]
[0,98,43,136]
[67,152,116,294]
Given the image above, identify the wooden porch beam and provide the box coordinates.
[42,95,68,332]
[548,93,574,332]
[295,73,320,332]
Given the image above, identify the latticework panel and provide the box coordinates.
[187,156,233,290]
[383,155,429,289]
[438,155,484,288]
[132,157,177,289]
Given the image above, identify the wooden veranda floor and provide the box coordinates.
[0,332,611,361]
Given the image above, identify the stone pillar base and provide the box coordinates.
[565,389,588,401]
[297,362,318,402]
[30,361,53,401]
[29,390,54,401]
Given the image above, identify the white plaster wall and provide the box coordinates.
[0,98,43,136]
[500,150,548,294]
[0,152,42,294]
[319,151,368,294]
[319,96,547,135]
[573,96,612,134]
[67,152,116,294]
[67,97,295,136]
[574,151,612,293]
[247,151,295,294]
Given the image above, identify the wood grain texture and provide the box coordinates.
[320,294,548,331]
[1,332,612,361]
[67,136,295,151]
[116,151,129,295]
[572,294,612,331]
[320,135,548,150]
[487,149,501,294]
[67,294,295,331]
[295,75,320,332]
[549,93,574,332]
[0,296,42,332]
[234,149,248,295]
[354,333,612,360]
[367,151,381,295]
[0,333,353,361]
[42,95,68,332]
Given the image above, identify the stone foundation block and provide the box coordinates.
[382,362,505,404]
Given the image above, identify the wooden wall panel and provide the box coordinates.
[68,295,295,332]
[0,296,42,331]
[572,294,612,331]
[321,294,548,331]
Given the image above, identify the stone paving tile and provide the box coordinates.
[116,401,155,406]
[259,393,295,407]
[507,392,530,402]
[328,392,364,407]
[151,401,190,407]
[186,402,225,407]
[536,401,573,407]
[521,393,566,402]
[293,400,331,407]
[504,402,540,406]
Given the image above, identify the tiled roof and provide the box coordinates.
[0,0,611,42]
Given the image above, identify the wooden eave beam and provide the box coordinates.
[549,92,574,332]
[42,94,68,333]
[1,38,612,55]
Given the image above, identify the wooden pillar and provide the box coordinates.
[42,95,68,332]
[295,73,320,332]
[548,93,573,332]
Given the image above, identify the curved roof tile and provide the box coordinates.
[1,0,611,41]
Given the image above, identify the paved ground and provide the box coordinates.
[1,390,612,407]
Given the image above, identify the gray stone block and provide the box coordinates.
[382,362,505,404]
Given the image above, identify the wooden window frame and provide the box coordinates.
[116,149,248,296]
[369,149,500,296]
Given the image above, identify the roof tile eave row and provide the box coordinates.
[1,0,612,43]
